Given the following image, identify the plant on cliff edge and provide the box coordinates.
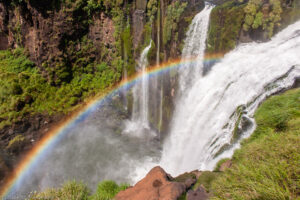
[91,180,129,200]
[243,0,283,38]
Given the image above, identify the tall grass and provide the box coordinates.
[211,89,300,199]
[28,180,129,200]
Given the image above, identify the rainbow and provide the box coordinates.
[0,53,223,199]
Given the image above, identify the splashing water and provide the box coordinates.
[130,3,215,181]
[123,41,156,138]
[3,5,300,199]
[158,20,300,176]
[178,4,214,93]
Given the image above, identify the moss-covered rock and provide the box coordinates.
[207,0,300,54]
[206,0,246,54]
[7,135,26,153]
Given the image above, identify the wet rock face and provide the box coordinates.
[132,10,146,50]
[0,1,115,81]
[115,166,186,200]
[89,12,116,62]
[0,2,73,67]
[136,0,147,10]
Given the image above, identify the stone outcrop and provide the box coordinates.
[115,166,186,200]
[115,166,213,200]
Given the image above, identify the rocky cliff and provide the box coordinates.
[0,0,299,195]
[0,0,204,189]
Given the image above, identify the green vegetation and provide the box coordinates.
[213,158,231,172]
[207,0,300,53]
[7,134,26,152]
[173,172,196,183]
[147,0,158,22]
[29,181,89,200]
[29,180,129,200]
[0,48,121,130]
[90,180,129,200]
[206,1,245,54]
[121,22,135,76]
[162,0,187,46]
[193,171,218,193]
[243,0,282,38]
[210,88,300,199]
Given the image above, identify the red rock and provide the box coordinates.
[115,166,186,200]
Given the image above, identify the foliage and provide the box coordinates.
[121,22,135,76]
[213,158,231,172]
[243,0,283,38]
[211,89,300,199]
[0,48,122,130]
[28,180,129,200]
[147,0,158,22]
[177,193,187,200]
[29,181,90,200]
[7,135,26,152]
[91,180,129,200]
[206,1,245,54]
[162,0,187,45]
[173,172,196,183]
[193,171,218,192]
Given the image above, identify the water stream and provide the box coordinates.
[123,41,155,137]
[8,5,300,197]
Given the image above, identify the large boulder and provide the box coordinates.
[115,166,186,200]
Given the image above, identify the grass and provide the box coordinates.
[210,88,300,199]
[28,180,129,200]
[193,171,219,193]
[213,158,231,172]
[0,48,122,130]
[90,180,129,200]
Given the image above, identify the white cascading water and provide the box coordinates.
[178,4,214,93]
[9,5,300,195]
[123,41,154,137]
[158,19,300,176]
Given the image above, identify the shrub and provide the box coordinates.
[90,180,129,200]
[243,0,283,38]
[29,181,90,200]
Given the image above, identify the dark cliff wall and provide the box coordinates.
[0,0,204,188]
[206,0,300,54]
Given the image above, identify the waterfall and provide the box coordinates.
[9,5,300,196]
[123,41,155,137]
[158,20,300,176]
[178,4,214,93]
